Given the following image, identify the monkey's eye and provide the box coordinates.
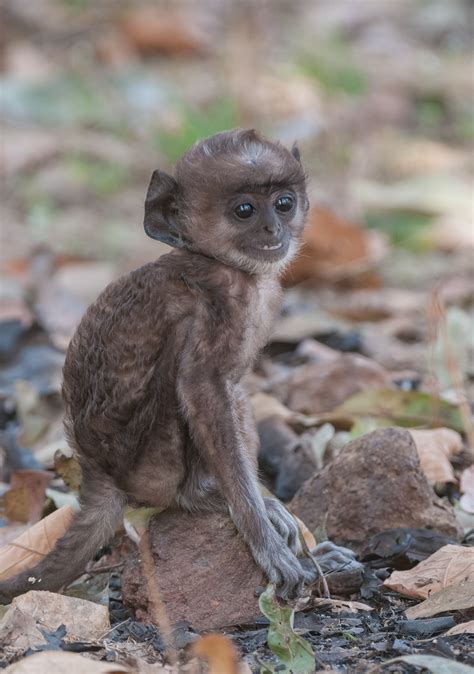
[234,203,255,219]
[275,195,294,213]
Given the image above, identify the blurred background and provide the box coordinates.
[0,0,473,427]
[0,3,474,661]
[1,0,473,271]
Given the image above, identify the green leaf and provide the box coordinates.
[258,585,315,674]
[383,655,474,674]
[259,662,279,674]
[123,505,164,544]
[335,389,464,432]
[350,417,391,438]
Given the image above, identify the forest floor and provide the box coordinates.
[0,1,473,672]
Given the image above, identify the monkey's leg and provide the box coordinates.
[234,385,303,557]
[0,470,126,604]
[177,369,313,599]
[175,449,228,513]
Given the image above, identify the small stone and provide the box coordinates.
[290,428,462,551]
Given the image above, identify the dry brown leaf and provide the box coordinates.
[286,354,390,415]
[251,393,294,424]
[119,8,206,56]
[0,505,74,581]
[54,449,82,491]
[0,523,29,547]
[3,488,32,524]
[410,428,463,485]
[294,515,317,550]
[384,544,474,599]
[445,620,474,636]
[282,206,386,286]
[5,651,128,673]
[460,465,474,513]
[405,581,474,619]
[310,597,373,613]
[192,634,249,674]
[4,470,54,523]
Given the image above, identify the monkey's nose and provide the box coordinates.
[263,220,281,235]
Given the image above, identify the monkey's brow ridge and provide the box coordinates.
[236,177,301,194]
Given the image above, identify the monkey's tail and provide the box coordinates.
[0,475,126,604]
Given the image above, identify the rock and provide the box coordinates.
[286,354,390,414]
[310,541,364,596]
[122,511,265,631]
[290,428,462,551]
[0,591,109,652]
[4,652,130,674]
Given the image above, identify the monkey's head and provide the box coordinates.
[144,129,309,274]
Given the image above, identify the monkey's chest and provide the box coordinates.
[239,282,281,369]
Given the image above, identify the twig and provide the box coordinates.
[87,562,124,575]
[138,529,178,668]
[97,617,130,641]
[428,286,474,457]
[298,525,331,599]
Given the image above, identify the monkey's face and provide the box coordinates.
[222,187,306,266]
[144,129,309,274]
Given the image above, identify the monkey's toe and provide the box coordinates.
[263,497,302,555]
[300,556,320,585]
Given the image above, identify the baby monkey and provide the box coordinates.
[0,129,313,604]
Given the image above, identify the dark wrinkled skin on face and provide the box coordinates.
[0,129,313,604]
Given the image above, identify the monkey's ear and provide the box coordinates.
[144,170,187,249]
[291,142,301,162]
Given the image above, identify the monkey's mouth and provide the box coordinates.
[243,237,289,261]
[258,243,283,251]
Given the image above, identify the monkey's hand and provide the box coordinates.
[249,497,316,599]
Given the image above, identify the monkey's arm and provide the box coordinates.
[177,345,311,598]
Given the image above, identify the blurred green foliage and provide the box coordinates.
[3,76,109,127]
[365,211,434,251]
[154,99,239,162]
[26,196,58,237]
[455,109,474,140]
[414,93,448,132]
[298,38,368,96]
[67,155,129,195]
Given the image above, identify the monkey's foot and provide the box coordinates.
[247,497,316,599]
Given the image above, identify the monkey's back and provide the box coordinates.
[62,257,185,479]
